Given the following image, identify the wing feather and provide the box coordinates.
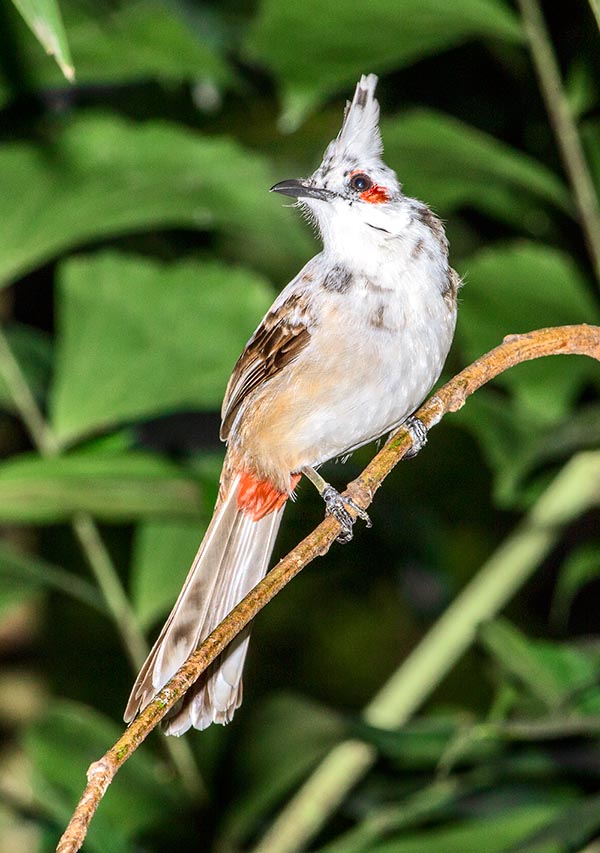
[220,291,313,440]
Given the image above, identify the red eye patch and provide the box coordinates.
[360,185,389,204]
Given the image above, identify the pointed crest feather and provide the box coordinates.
[336,73,382,161]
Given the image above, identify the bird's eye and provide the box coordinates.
[349,172,372,192]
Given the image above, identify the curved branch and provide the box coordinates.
[56,324,600,853]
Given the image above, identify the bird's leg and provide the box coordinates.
[301,466,371,544]
[401,414,428,459]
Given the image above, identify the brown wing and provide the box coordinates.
[220,293,312,440]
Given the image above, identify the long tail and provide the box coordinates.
[124,471,288,735]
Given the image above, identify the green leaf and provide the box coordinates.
[321,779,464,853]
[51,252,275,444]
[53,0,228,87]
[352,715,494,770]
[6,0,230,100]
[479,620,599,710]
[244,0,523,129]
[0,450,203,523]
[366,805,565,853]
[130,452,222,629]
[511,793,600,852]
[221,693,345,849]
[24,700,184,851]
[457,241,599,421]
[0,540,103,612]
[381,110,572,226]
[131,518,207,630]
[565,59,597,122]
[453,395,600,506]
[551,545,600,629]
[10,0,74,81]
[0,324,52,412]
[0,112,311,288]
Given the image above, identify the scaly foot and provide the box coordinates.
[403,415,428,459]
[301,466,372,543]
[321,485,372,543]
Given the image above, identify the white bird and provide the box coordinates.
[125,74,459,735]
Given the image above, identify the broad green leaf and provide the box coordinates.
[512,793,600,852]
[130,452,222,629]
[457,242,599,421]
[0,450,203,523]
[367,805,564,853]
[382,110,572,227]
[479,620,599,710]
[453,395,600,506]
[0,112,311,288]
[0,324,53,412]
[221,693,344,849]
[51,252,275,444]
[0,540,103,612]
[244,0,523,129]
[551,545,600,629]
[11,0,74,81]
[131,518,207,630]
[5,0,230,101]
[24,700,184,851]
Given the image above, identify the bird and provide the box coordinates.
[124,73,460,735]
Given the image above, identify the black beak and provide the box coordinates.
[270,179,332,201]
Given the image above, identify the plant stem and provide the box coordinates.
[71,513,148,668]
[0,541,105,613]
[253,451,600,853]
[0,325,204,797]
[0,330,59,456]
[517,0,600,284]
[588,0,600,31]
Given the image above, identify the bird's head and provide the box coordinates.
[271,74,403,256]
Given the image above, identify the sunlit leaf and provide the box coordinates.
[244,0,523,128]
[51,252,275,444]
[0,112,311,289]
[0,450,203,523]
[10,0,74,80]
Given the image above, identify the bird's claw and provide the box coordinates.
[403,415,428,459]
[321,485,371,543]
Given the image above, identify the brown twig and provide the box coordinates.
[56,324,600,853]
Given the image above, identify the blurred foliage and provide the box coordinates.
[0,1,599,852]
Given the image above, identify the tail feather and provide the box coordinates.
[124,473,285,734]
